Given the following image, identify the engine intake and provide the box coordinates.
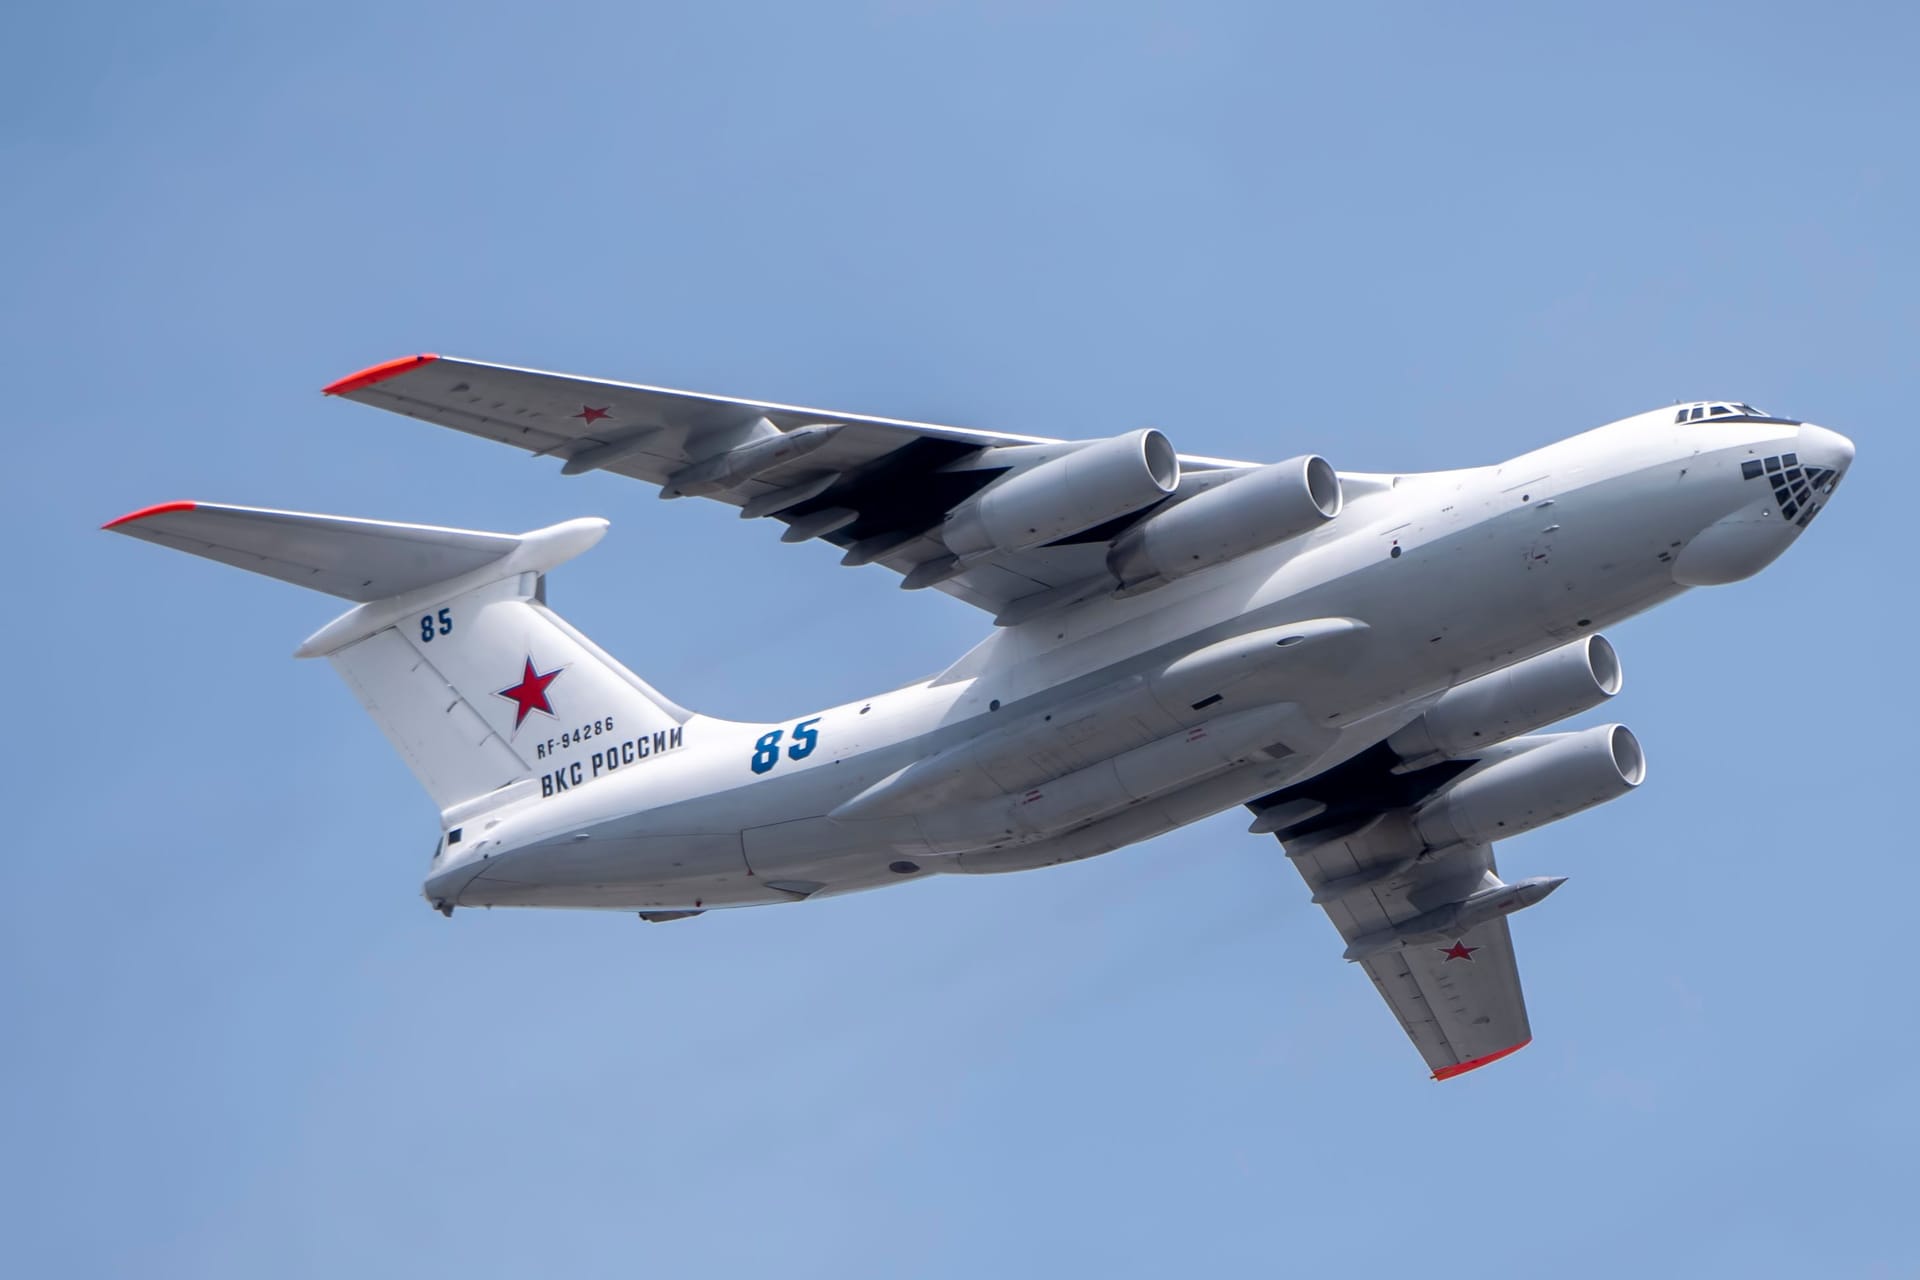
[1106,455,1342,593]
[1412,723,1645,849]
[944,429,1180,559]
[1389,635,1622,767]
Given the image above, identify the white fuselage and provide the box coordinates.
[423,407,1852,913]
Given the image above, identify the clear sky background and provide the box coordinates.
[4,2,1916,1276]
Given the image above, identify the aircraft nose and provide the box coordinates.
[1673,421,1851,586]
[1797,423,1855,478]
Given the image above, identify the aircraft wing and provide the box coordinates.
[1249,747,1541,1080]
[1299,824,1532,1079]
[323,354,1255,619]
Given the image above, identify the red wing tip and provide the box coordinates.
[322,353,440,396]
[103,500,197,530]
[1432,1038,1532,1081]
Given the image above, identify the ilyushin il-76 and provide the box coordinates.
[108,355,1853,1078]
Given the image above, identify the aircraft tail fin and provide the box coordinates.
[105,501,691,815]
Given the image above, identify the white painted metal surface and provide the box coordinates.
[106,368,1855,1079]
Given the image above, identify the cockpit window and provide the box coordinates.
[1674,401,1786,425]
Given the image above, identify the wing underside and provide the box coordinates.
[324,354,1257,618]
[1309,827,1533,1078]
[1250,744,1538,1079]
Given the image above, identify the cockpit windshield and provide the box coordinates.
[1673,401,1781,424]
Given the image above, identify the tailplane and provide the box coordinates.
[105,502,689,814]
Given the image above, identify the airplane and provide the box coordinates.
[105,355,1855,1079]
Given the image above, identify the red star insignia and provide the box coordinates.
[1439,941,1478,962]
[496,657,562,728]
[575,405,610,424]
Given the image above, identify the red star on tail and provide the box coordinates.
[496,658,562,728]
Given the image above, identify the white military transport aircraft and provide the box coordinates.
[108,355,1854,1079]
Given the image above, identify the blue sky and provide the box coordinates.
[5,2,1917,1275]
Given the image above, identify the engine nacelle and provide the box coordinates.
[1388,635,1622,767]
[944,429,1180,559]
[1412,723,1645,849]
[1105,456,1342,593]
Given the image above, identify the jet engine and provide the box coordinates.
[1105,456,1342,594]
[1412,723,1645,849]
[943,429,1180,559]
[1388,635,1622,768]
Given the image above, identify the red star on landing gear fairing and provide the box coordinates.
[496,657,562,728]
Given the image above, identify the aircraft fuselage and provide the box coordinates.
[423,405,1850,912]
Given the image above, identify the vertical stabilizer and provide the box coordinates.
[106,502,689,813]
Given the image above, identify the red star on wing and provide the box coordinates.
[496,657,562,729]
[575,405,610,424]
[1439,941,1479,962]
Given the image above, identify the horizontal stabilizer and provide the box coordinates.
[103,501,528,602]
